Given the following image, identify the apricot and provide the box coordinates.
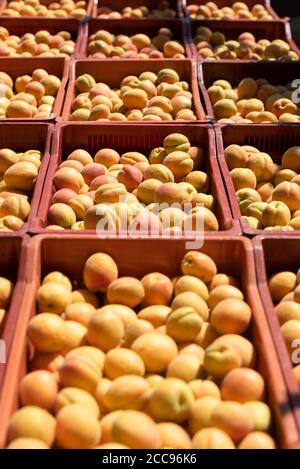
[132,331,178,373]
[181,251,217,282]
[274,301,300,325]
[87,310,124,351]
[30,352,64,373]
[281,146,300,172]
[161,151,193,180]
[269,271,297,302]
[143,164,174,184]
[171,292,208,321]
[94,148,120,168]
[209,274,239,290]
[28,313,65,353]
[281,320,300,355]
[103,375,150,411]
[204,342,242,377]
[75,74,96,93]
[66,346,105,372]
[261,201,291,227]
[106,277,144,308]
[149,377,194,422]
[238,78,257,99]
[149,422,189,450]
[236,188,261,215]
[83,252,118,292]
[192,428,235,449]
[138,273,173,307]
[122,89,148,110]
[0,149,18,172]
[214,99,237,120]
[117,164,143,192]
[211,334,256,368]
[174,275,209,301]
[99,410,123,443]
[224,145,248,170]
[48,203,76,228]
[210,298,251,335]
[60,321,87,355]
[37,281,72,314]
[221,368,265,403]
[208,285,243,309]
[244,401,271,432]
[124,319,154,347]
[207,85,225,105]
[104,348,145,379]
[246,152,274,182]
[166,354,203,382]
[274,169,297,186]
[211,401,253,442]
[166,306,203,343]
[185,171,209,193]
[58,354,101,394]
[188,396,220,434]
[7,438,49,449]
[71,289,99,308]
[272,181,300,211]
[238,431,275,449]
[53,167,84,193]
[112,410,161,449]
[8,406,56,446]
[54,387,100,417]
[230,168,257,190]
[4,161,37,191]
[154,182,190,205]
[0,277,13,308]
[271,98,297,117]
[0,196,30,221]
[189,379,220,400]
[56,404,100,449]
[19,369,57,413]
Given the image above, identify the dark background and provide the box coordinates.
[271,1,300,45]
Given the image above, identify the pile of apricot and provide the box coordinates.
[6,250,276,449]
[0,68,61,119]
[87,28,185,59]
[208,77,300,123]
[224,144,300,231]
[97,1,177,19]
[187,2,273,20]
[1,0,88,18]
[0,27,76,57]
[69,70,197,121]
[0,276,14,327]
[269,268,300,389]
[0,147,42,231]
[46,133,219,232]
[194,27,298,62]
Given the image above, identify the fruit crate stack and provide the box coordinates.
[0,0,300,452]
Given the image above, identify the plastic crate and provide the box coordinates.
[182,0,280,20]
[253,235,300,440]
[215,124,300,237]
[0,234,298,447]
[32,122,239,235]
[198,61,300,120]
[78,18,191,58]
[61,58,206,121]
[0,57,69,122]
[0,123,53,234]
[187,19,299,61]
[0,0,94,16]
[92,0,183,18]
[0,233,29,398]
[0,17,82,57]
